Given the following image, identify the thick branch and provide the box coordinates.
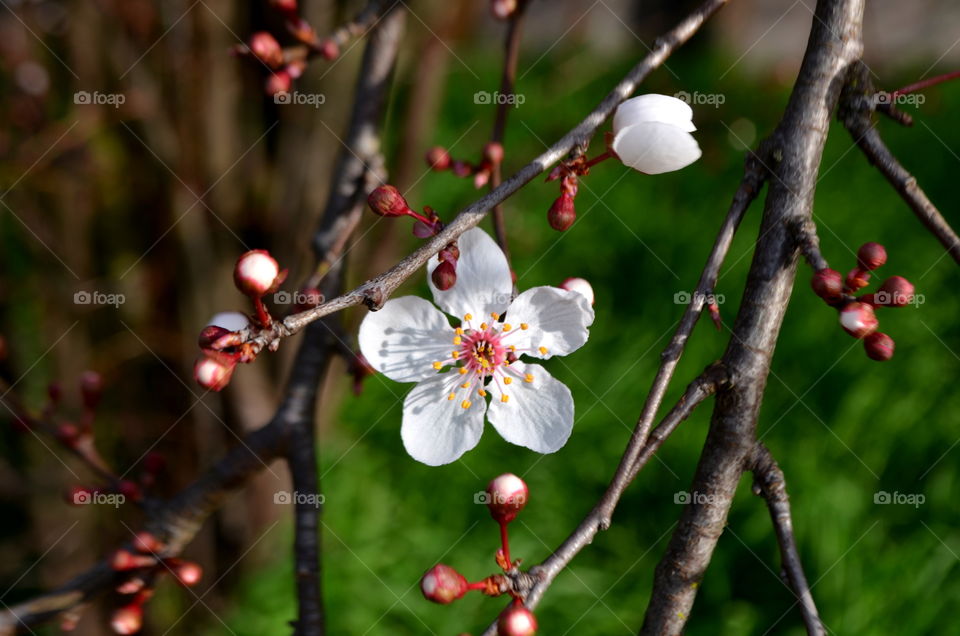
[749,443,824,636]
[642,0,864,633]
[839,61,960,266]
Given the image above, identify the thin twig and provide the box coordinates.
[749,442,825,636]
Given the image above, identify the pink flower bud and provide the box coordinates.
[439,243,460,264]
[547,194,576,232]
[497,605,537,636]
[490,0,519,20]
[110,604,143,635]
[79,370,103,410]
[248,31,283,68]
[864,332,895,361]
[845,267,870,292]
[559,277,594,305]
[368,185,412,218]
[839,301,879,339]
[486,473,528,524]
[318,38,339,61]
[194,355,236,392]
[432,260,457,291]
[420,564,468,604]
[876,275,915,308]
[111,550,156,571]
[265,69,292,96]
[452,160,472,178]
[234,250,281,297]
[173,561,203,586]
[473,169,490,189]
[198,325,232,350]
[426,146,451,171]
[132,531,164,554]
[857,242,887,271]
[810,268,843,302]
[483,142,505,165]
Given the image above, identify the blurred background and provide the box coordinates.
[0,0,958,634]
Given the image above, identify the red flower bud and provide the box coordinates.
[864,332,895,361]
[111,550,156,571]
[368,185,412,218]
[79,370,103,410]
[559,277,594,305]
[265,69,292,96]
[234,250,281,297]
[485,473,528,524]
[173,561,203,586]
[845,267,870,292]
[426,146,451,171]
[483,142,505,165]
[432,260,457,291]
[198,325,232,350]
[248,31,284,68]
[547,194,576,232]
[497,605,537,636]
[318,38,339,61]
[420,564,468,604]
[110,604,143,635]
[452,160,472,178]
[194,355,236,392]
[132,531,164,554]
[810,268,843,302]
[295,287,324,310]
[839,301,879,339]
[876,275,915,308]
[857,242,887,271]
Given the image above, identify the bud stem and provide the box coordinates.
[253,297,272,327]
[499,520,512,569]
[582,150,614,169]
[892,69,960,97]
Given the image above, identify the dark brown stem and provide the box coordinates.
[749,443,825,636]
[840,61,960,266]
[641,0,864,632]
[892,69,960,96]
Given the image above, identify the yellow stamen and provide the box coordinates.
[453,336,462,345]
[503,377,513,385]
[464,313,473,321]
[509,345,516,352]
[538,346,548,355]
[480,322,488,331]
[432,361,443,370]
[461,400,471,409]
[491,312,499,320]
[478,389,487,397]
[461,382,470,389]
[447,393,455,401]
[458,368,467,375]
[503,324,511,331]
[520,323,529,330]
[501,394,509,403]
[455,327,463,335]
[524,373,534,383]
[452,351,459,359]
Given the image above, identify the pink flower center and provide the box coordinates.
[460,329,506,375]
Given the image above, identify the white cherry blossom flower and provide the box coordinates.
[358,228,594,465]
[611,94,702,174]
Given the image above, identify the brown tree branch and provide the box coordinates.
[839,61,960,266]
[641,0,865,633]
[749,442,825,636]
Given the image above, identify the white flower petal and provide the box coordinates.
[612,121,702,175]
[207,312,250,331]
[427,228,512,319]
[613,94,696,134]
[402,372,487,465]
[358,296,453,383]
[487,362,573,454]
[503,286,594,359]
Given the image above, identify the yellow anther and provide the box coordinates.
[502,324,511,331]
[503,377,513,385]
[458,368,467,375]
[501,394,509,403]
[461,382,470,389]
[509,345,516,352]
[447,393,455,401]
[524,373,534,383]
[538,346,548,355]
[520,323,529,330]
[480,322,488,331]
[461,400,471,409]
[451,351,459,360]
[432,361,443,370]
[464,313,473,321]
[478,389,487,397]
[491,312,499,320]
[455,327,463,335]
[453,336,462,345]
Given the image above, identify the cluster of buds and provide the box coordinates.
[194,250,288,392]
[810,242,916,361]
[108,531,203,634]
[425,142,504,190]
[236,0,338,98]
[420,474,538,635]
